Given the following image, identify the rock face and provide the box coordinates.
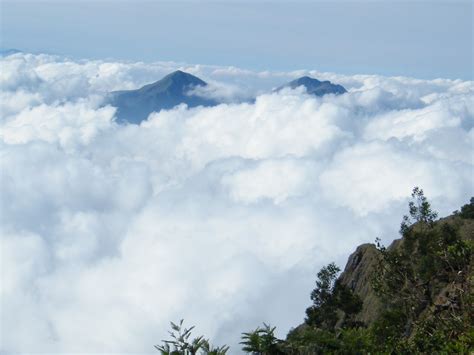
[337,215,474,328]
[277,76,347,96]
[108,70,217,124]
[338,243,383,325]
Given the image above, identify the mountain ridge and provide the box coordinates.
[107,71,348,124]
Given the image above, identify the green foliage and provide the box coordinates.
[370,309,408,350]
[285,326,376,355]
[305,263,361,329]
[408,315,473,353]
[371,190,474,352]
[305,263,340,328]
[155,320,229,355]
[310,263,340,308]
[459,197,474,219]
[337,328,377,354]
[240,323,284,355]
[400,187,438,236]
[333,280,363,319]
[285,327,341,354]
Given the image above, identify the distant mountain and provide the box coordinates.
[108,70,218,124]
[0,48,22,57]
[277,76,347,96]
[108,72,347,124]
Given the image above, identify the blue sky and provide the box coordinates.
[1,0,472,79]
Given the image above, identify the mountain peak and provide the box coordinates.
[278,76,347,96]
[162,70,206,85]
[138,70,207,93]
[108,70,216,124]
[291,76,321,85]
[167,69,189,77]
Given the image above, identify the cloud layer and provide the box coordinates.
[1,53,473,353]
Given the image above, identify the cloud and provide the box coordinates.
[319,140,472,216]
[1,53,473,353]
[186,81,252,103]
[1,101,115,148]
[221,158,317,204]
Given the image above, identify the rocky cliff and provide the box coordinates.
[338,243,382,325]
[338,213,473,326]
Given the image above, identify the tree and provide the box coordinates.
[305,262,362,330]
[400,187,438,235]
[155,320,229,355]
[459,197,474,219]
[310,263,340,308]
[305,263,340,327]
[240,323,284,355]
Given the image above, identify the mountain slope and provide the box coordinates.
[277,76,347,96]
[108,70,217,124]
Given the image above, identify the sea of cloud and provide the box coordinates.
[1,52,473,353]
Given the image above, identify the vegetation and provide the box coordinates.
[156,190,474,354]
[240,323,284,355]
[455,196,474,219]
[305,263,362,330]
[369,188,473,353]
[155,320,229,355]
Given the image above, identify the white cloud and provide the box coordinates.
[186,81,252,103]
[319,140,472,216]
[1,101,115,149]
[221,158,317,204]
[1,53,473,353]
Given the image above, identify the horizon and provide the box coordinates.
[3,48,473,83]
[1,1,473,80]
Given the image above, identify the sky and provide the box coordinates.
[0,0,473,79]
